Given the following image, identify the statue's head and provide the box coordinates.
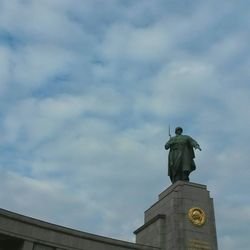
[175,127,183,135]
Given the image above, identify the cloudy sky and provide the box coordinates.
[0,0,249,249]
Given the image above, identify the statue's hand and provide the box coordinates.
[195,145,202,151]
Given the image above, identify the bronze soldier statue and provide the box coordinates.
[165,127,201,183]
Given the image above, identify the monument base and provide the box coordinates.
[134,181,218,250]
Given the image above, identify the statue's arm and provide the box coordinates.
[165,139,172,150]
[189,137,202,151]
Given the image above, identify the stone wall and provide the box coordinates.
[0,208,159,250]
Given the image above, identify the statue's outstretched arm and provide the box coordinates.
[189,137,202,151]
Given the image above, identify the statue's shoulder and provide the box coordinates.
[181,134,195,139]
[176,135,191,143]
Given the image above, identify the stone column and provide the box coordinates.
[134,181,218,250]
[22,240,34,250]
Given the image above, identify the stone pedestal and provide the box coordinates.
[134,181,218,250]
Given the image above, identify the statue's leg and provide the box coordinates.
[182,170,190,181]
[172,170,182,183]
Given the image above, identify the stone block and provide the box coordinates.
[135,181,218,250]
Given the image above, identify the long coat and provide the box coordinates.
[165,134,199,182]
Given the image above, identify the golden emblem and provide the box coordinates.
[188,207,206,226]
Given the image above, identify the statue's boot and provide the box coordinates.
[182,171,190,181]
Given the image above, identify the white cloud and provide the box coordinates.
[0,0,83,42]
[11,45,75,88]
[134,59,219,117]
[0,46,11,94]
[0,170,102,229]
[2,89,126,148]
[0,0,250,248]
[101,22,172,62]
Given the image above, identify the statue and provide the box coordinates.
[165,127,201,183]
